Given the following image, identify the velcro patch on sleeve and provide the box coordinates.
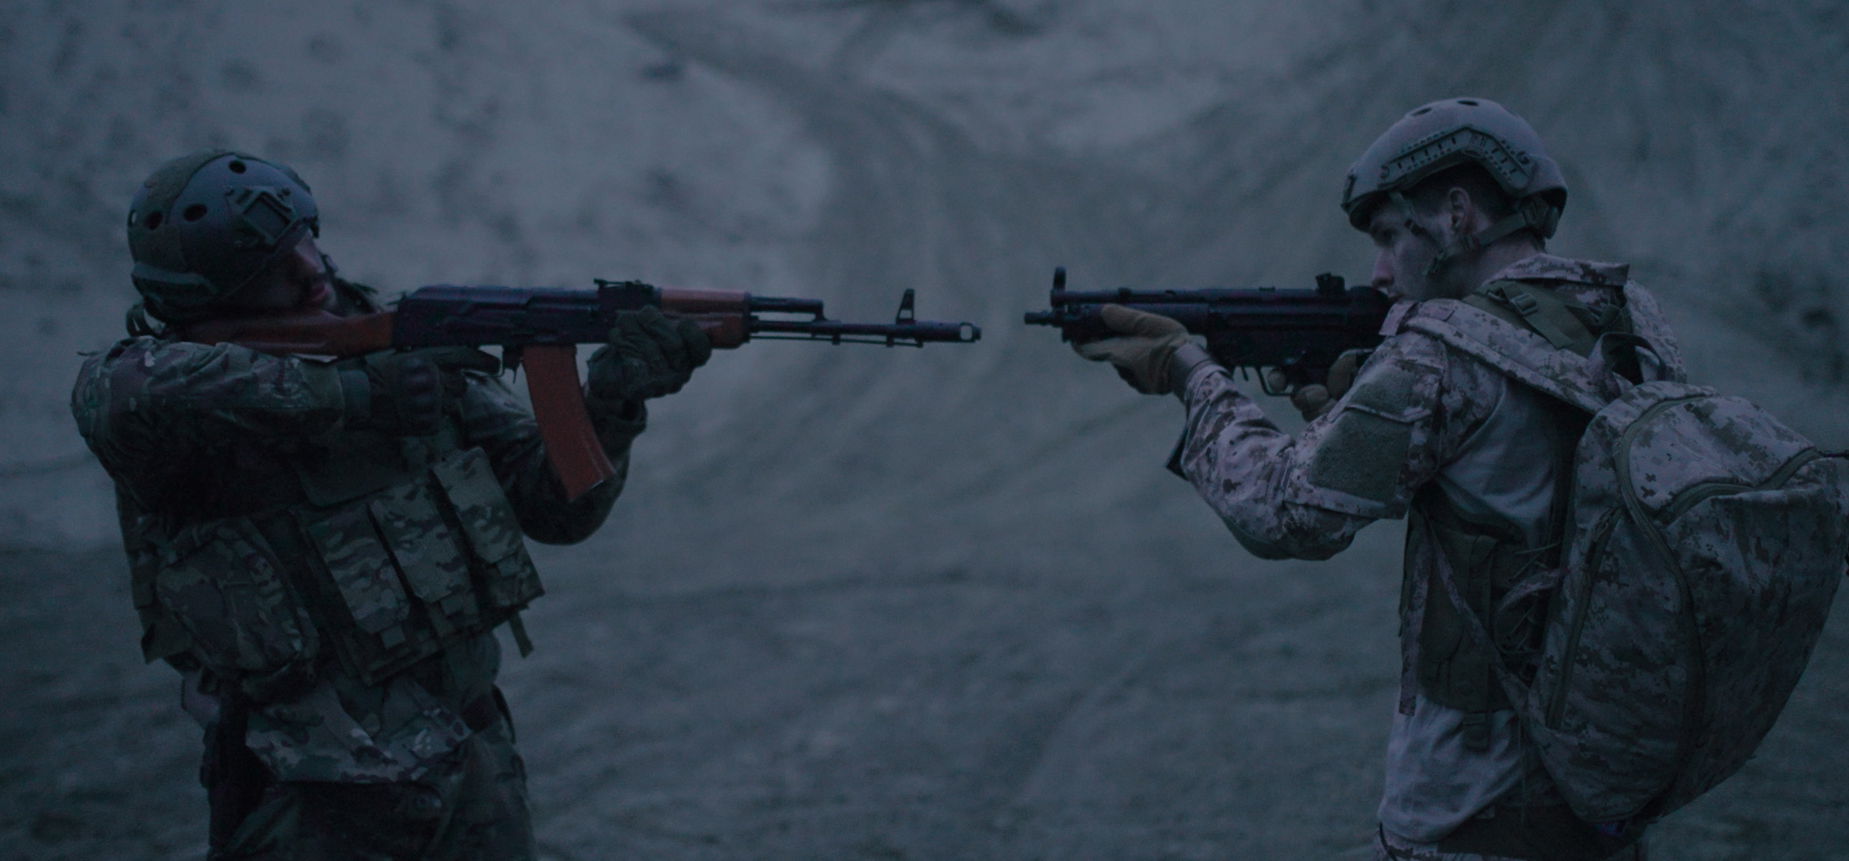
[1305,358,1431,506]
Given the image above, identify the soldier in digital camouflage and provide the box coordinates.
[1072,99,1671,859]
[71,150,710,859]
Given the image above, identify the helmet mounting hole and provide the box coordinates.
[229,160,247,174]
[183,204,208,221]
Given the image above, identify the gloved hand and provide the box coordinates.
[586,306,713,405]
[1265,348,1367,421]
[341,346,501,436]
[1073,304,1193,395]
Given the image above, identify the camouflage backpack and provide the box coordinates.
[1399,279,1849,827]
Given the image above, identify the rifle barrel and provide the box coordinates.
[752,318,980,344]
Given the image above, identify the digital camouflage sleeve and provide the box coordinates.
[1171,326,1503,559]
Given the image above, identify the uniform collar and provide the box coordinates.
[1490,253,1630,287]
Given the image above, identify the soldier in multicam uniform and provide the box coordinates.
[1072,99,1670,860]
[71,150,710,859]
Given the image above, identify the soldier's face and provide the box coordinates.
[224,234,334,314]
[1364,205,1459,302]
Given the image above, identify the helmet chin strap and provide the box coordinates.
[1391,191,1552,282]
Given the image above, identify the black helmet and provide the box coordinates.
[126,150,320,323]
[1341,97,1566,241]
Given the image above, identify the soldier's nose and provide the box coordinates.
[1370,254,1394,292]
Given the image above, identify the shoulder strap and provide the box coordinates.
[1399,300,1612,414]
[1620,283,1688,383]
[1467,280,1622,357]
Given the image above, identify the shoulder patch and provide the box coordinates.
[1304,350,1435,506]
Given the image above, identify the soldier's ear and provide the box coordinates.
[1446,186,1474,233]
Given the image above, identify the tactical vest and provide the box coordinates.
[1404,279,1621,746]
[134,415,544,695]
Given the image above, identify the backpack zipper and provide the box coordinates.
[1545,393,1819,742]
[1547,507,1619,727]
[1658,447,1822,523]
[1545,393,1702,729]
[1543,446,1821,729]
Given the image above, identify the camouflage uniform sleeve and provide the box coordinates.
[1174,331,1482,559]
[454,372,645,545]
[71,336,347,471]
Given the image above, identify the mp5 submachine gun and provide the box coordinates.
[1024,266,1391,394]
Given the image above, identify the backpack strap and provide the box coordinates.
[1466,280,1617,358]
[1827,451,1849,578]
[1397,300,1611,414]
[1620,283,1688,383]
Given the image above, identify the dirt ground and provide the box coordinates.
[3,2,1848,858]
[4,536,1847,858]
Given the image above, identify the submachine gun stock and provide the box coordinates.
[1024,267,1391,395]
[184,280,981,499]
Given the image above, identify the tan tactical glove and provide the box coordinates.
[1265,348,1367,421]
[1073,304,1193,395]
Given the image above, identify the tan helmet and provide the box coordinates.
[1341,97,1566,244]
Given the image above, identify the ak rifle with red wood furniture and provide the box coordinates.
[184,279,982,499]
